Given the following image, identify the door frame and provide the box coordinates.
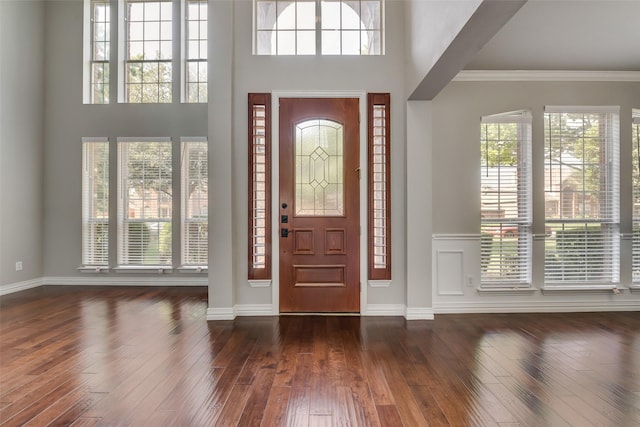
[271,91,368,315]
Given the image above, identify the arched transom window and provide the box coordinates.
[254,0,383,55]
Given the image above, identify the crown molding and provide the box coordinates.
[454,70,640,82]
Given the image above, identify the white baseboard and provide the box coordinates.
[363,304,407,316]
[434,300,640,314]
[0,278,43,296]
[234,304,275,316]
[206,307,235,320]
[406,307,435,320]
[43,276,208,287]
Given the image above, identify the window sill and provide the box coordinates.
[630,285,640,294]
[176,266,208,273]
[78,266,110,273]
[368,280,392,288]
[113,266,174,274]
[248,279,271,288]
[541,285,623,294]
[477,286,536,295]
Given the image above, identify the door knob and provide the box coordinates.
[280,228,289,237]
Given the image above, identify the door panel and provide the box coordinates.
[279,98,360,313]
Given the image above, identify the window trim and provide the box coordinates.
[479,110,532,288]
[180,137,209,267]
[84,0,112,104]
[118,0,174,103]
[543,106,620,286]
[248,93,272,280]
[367,93,391,281]
[632,110,640,283]
[117,137,174,267]
[81,138,110,267]
[182,0,208,103]
[253,0,384,56]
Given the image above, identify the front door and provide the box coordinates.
[279,98,360,313]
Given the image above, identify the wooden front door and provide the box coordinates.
[279,98,360,313]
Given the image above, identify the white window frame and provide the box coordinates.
[82,138,110,268]
[117,138,173,268]
[253,0,384,56]
[480,110,532,288]
[632,110,640,284]
[543,106,620,288]
[118,0,174,103]
[83,0,111,104]
[182,0,208,103]
[180,137,208,268]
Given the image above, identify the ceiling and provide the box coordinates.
[464,0,640,71]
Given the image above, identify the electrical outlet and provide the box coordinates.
[15,261,23,271]
[467,275,473,287]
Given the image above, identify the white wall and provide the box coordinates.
[429,79,640,312]
[404,0,481,96]
[0,0,45,291]
[42,1,207,279]
[225,0,409,311]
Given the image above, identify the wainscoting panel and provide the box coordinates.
[435,250,464,296]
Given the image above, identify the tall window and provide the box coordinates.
[633,110,640,283]
[82,139,110,266]
[544,107,620,285]
[117,139,173,265]
[181,138,208,266]
[248,94,272,280]
[85,0,111,104]
[122,0,173,103]
[184,0,208,103]
[480,111,532,286]
[368,93,391,281]
[254,0,383,55]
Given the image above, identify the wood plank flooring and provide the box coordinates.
[0,286,639,426]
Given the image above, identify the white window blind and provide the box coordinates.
[183,0,208,103]
[82,139,110,266]
[544,106,620,285]
[633,110,640,283]
[117,139,173,265]
[480,111,532,286]
[181,138,208,266]
[121,0,173,103]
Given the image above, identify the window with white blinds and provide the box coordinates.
[544,106,620,285]
[480,111,532,286]
[633,110,640,283]
[117,139,173,265]
[82,139,110,266]
[181,138,208,266]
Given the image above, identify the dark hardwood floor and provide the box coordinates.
[0,286,638,426]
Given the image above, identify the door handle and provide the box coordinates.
[280,228,289,238]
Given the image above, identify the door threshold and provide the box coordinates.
[279,312,360,316]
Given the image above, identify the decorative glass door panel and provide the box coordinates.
[295,119,344,216]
